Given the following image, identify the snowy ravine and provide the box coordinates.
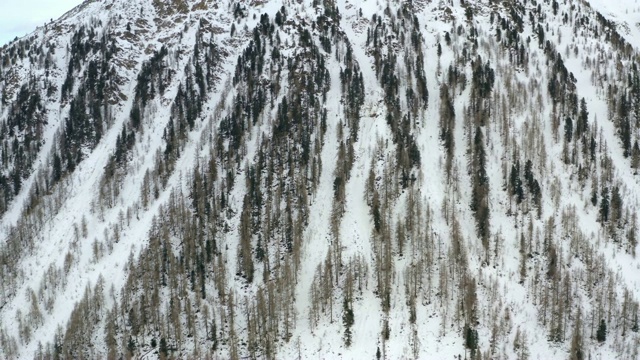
[1,0,640,358]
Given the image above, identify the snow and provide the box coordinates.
[587,0,640,50]
[1,0,640,359]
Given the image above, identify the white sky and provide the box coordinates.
[0,0,84,46]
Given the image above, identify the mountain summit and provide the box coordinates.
[1,0,640,358]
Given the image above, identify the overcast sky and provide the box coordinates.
[0,0,84,46]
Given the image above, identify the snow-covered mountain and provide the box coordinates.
[1,0,640,358]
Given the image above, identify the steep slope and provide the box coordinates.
[1,0,640,359]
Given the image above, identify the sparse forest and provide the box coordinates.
[1,0,640,359]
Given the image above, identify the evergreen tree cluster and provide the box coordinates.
[0,82,44,215]
[470,127,490,252]
[509,159,542,211]
[493,10,528,68]
[367,4,426,184]
[470,56,495,126]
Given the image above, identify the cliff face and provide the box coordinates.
[1,0,640,358]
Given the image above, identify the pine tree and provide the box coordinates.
[238,195,254,282]
[519,233,527,283]
[600,187,610,223]
[610,186,623,228]
[509,161,524,204]
[342,297,354,347]
[576,97,589,138]
[569,308,584,360]
[159,337,168,358]
[596,319,607,343]
[465,324,479,357]
[471,127,490,253]
[565,117,573,143]
[127,335,136,357]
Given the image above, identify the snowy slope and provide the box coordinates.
[588,0,640,49]
[1,0,640,359]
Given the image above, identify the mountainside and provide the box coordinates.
[1,0,640,358]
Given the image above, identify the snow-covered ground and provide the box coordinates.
[1,0,640,358]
